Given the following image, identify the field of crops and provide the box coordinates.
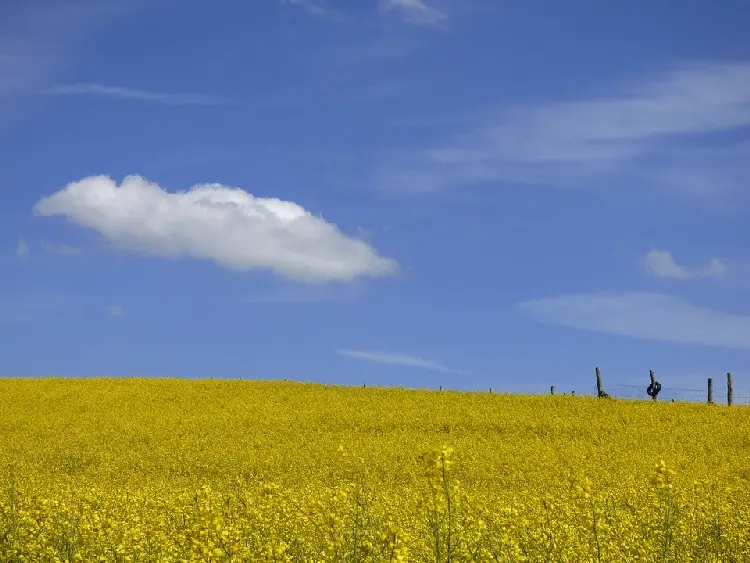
[1,378,749,562]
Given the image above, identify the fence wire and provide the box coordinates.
[608,384,750,405]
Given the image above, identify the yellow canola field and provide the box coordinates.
[1,378,749,562]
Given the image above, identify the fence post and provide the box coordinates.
[595,366,610,398]
[708,377,714,404]
[728,373,733,406]
[649,370,657,401]
[489,388,492,394]
[439,385,442,391]
[550,385,555,395]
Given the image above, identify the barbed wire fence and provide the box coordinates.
[583,368,749,405]
[605,384,750,405]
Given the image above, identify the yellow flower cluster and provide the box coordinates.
[1,378,749,561]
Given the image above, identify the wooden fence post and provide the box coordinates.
[550,385,555,395]
[595,366,610,398]
[728,373,733,406]
[708,377,714,404]
[649,370,657,401]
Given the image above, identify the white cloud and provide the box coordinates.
[518,292,750,349]
[377,61,750,192]
[644,249,726,280]
[379,0,447,25]
[34,175,397,282]
[16,237,29,258]
[107,305,123,316]
[338,349,464,374]
[41,83,230,105]
[280,0,347,21]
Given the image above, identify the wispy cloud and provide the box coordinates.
[35,175,397,283]
[338,349,465,374]
[379,0,447,26]
[519,292,750,349]
[375,61,750,193]
[41,241,84,255]
[655,148,750,198]
[288,34,417,107]
[41,83,231,106]
[0,1,148,130]
[279,0,347,21]
[16,237,29,258]
[644,249,726,280]
[107,304,124,317]
[236,283,362,304]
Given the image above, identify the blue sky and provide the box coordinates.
[2,0,749,394]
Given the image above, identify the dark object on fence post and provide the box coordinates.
[550,385,555,395]
[728,373,733,406]
[489,388,492,394]
[595,367,610,398]
[646,370,661,401]
[708,377,714,404]
[571,391,575,396]
[439,385,442,391]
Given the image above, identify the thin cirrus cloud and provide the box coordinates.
[41,241,84,255]
[107,305,124,317]
[379,0,447,26]
[0,1,150,128]
[644,249,726,280]
[376,61,750,193]
[0,6,78,96]
[41,83,231,106]
[518,292,750,349]
[337,349,465,374]
[279,0,445,25]
[34,175,398,283]
[16,237,29,258]
[279,0,347,21]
